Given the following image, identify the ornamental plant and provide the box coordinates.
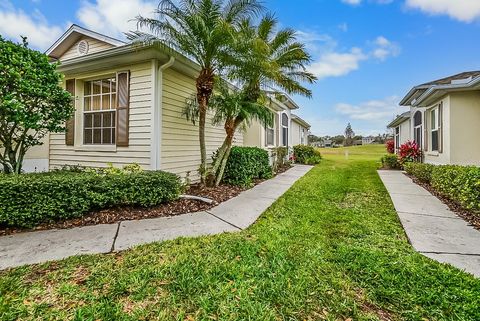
[399,140,422,165]
[386,140,395,154]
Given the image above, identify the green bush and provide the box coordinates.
[406,163,480,214]
[273,146,288,170]
[222,146,272,186]
[381,154,400,169]
[404,162,434,183]
[0,170,183,228]
[293,145,322,165]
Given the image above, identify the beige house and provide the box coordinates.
[18,25,312,179]
[389,71,480,165]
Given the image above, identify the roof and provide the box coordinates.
[46,24,126,59]
[387,111,410,128]
[291,114,311,129]
[400,71,480,106]
[265,91,300,110]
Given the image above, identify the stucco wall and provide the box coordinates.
[449,91,480,165]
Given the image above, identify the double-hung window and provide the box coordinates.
[394,127,400,152]
[431,108,439,151]
[83,78,116,145]
[281,113,289,147]
[266,126,275,146]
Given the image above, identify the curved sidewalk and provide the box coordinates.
[378,170,480,277]
[0,165,313,270]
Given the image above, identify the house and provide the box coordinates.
[388,71,480,165]
[361,136,376,145]
[291,114,310,146]
[17,25,312,179]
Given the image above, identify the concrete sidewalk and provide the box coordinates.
[378,170,480,277]
[0,165,313,270]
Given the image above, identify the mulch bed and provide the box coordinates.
[405,173,480,230]
[0,165,293,236]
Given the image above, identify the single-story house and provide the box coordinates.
[16,24,313,179]
[361,136,376,145]
[388,71,480,165]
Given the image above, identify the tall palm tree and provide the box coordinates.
[129,0,263,184]
[211,14,317,184]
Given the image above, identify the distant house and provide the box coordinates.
[361,136,376,145]
[388,71,480,165]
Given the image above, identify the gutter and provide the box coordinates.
[413,77,480,107]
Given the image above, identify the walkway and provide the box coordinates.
[378,170,480,277]
[0,165,313,270]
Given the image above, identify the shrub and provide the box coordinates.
[0,170,183,228]
[381,154,400,169]
[222,146,272,186]
[399,140,422,165]
[385,140,394,154]
[273,146,288,170]
[406,163,480,214]
[293,145,322,165]
[404,162,434,183]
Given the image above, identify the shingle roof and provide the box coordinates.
[419,71,480,87]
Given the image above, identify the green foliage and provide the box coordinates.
[0,169,182,228]
[0,36,74,174]
[293,145,322,165]
[222,146,272,186]
[381,154,400,169]
[273,146,288,171]
[406,163,480,214]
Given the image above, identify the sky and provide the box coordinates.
[1,0,480,136]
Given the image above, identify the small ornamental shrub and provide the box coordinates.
[0,170,183,228]
[222,146,272,186]
[386,140,395,154]
[293,145,322,165]
[399,140,422,165]
[381,154,400,169]
[273,146,288,170]
[404,162,434,183]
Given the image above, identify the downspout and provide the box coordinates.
[151,56,175,170]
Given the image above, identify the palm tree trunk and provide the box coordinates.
[214,117,244,186]
[196,68,214,185]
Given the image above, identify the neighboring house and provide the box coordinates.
[16,24,313,179]
[291,114,310,146]
[322,139,333,148]
[388,71,480,165]
[386,111,411,153]
[361,136,376,145]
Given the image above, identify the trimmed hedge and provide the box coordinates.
[0,170,183,228]
[381,154,400,169]
[293,145,322,165]
[223,146,272,186]
[404,162,480,213]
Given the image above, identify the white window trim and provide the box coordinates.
[281,112,289,147]
[430,107,439,152]
[265,126,275,147]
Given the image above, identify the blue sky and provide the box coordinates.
[1,0,480,136]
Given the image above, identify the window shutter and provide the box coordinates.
[65,79,76,146]
[116,71,130,147]
[438,102,443,153]
[423,112,428,152]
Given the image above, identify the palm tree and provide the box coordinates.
[130,0,263,184]
[211,14,317,184]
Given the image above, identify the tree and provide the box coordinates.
[208,14,316,185]
[130,0,263,185]
[0,37,73,174]
[344,123,355,146]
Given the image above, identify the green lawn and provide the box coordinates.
[1,146,480,320]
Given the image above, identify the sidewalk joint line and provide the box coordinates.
[421,251,480,256]
[110,221,121,252]
[397,212,460,219]
[205,211,243,231]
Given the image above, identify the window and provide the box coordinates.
[413,111,422,149]
[83,78,116,145]
[394,126,400,151]
[281,113,289,147]
[431,108,439,151]
[266,127,274,146]
[301,129,305,145]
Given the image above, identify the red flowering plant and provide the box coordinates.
[398,140,422,165]
[385,140,395,154]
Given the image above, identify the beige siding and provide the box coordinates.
[161,68,243,181]
[291,121,301,145]
[49,62,153,169]
[243,120,263,147]
[60,36,115,61]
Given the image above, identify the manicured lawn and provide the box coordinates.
[1,146,479,320]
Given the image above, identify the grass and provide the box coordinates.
[1,145,480,320]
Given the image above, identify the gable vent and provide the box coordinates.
[76,40,89,56]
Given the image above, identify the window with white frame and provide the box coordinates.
[301,128,305,144]
[413,111,422,149]
[266,126,274,146]
[281,113,289,147]
[431,108,439,151]
[394,126,400,151]
[83,78,116,145]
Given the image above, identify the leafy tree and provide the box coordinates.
[130,0,263,185]
[209,14,316,185]
[344,123,355,146]
[0,37,73,174]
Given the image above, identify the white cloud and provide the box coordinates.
[0,4,63,50]
[77,0,156,39]
[309,48,367,79]
[342,0,361,5]
[405,0,480,22]
[335,96,403,121]
[371,36,401,61]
